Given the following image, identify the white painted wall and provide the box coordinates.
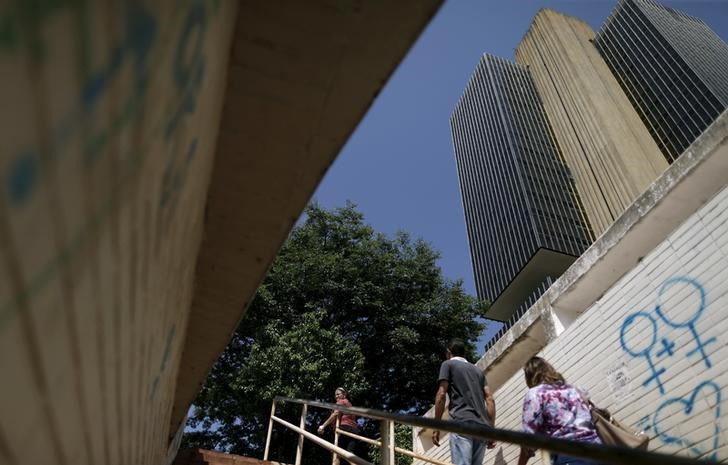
[415,112,728,465]
[492,183,728,464]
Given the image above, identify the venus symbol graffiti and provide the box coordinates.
[620,276,723,461]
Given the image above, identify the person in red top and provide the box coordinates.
[317,387,361,463]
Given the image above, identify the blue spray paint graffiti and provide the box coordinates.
[0,1,212,398]
[149,324,176,401]
[5,0,208,208]
[5,2,159,205]
[81,3,157,112]
[7,150,38,205]
[620,311,666,394]
[653,380,721,461]
[619,276,722,459]
[157,138,198,240]
[655,277,716,369]
[81,3,158,167]
[165,2,206,140]
[155,1,208,240]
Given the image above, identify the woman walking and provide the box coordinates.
[517,357,604,465]
[318,387,361,464]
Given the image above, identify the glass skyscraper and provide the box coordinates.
[451,54,592,320]
[594,0,728,162]
[516,9,667,237]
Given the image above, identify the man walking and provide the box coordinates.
[432,338,496,465]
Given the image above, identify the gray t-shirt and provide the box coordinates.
[438,358,492,426]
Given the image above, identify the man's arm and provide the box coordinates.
[432,380,448,446]
[484,386,496,424]
[483,385,497,448]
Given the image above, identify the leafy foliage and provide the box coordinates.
[369,424,414,465]
[183,202,487,463]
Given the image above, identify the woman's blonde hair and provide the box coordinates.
[523,356,565,388]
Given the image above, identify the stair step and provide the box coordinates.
[173,448,284,465]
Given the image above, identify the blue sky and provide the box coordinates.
[310,0,728,355]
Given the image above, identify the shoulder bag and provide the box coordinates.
[579,390,649,450]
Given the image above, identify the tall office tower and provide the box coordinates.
[516,9,668,236]
[451,54,592,321]
[594,0,728,163]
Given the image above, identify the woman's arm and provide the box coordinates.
[521,389,542,435]
[317,411,339,434]
[517,447,534,465]
[518,389,539,464]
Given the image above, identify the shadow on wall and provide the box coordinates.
[491,446,507,465]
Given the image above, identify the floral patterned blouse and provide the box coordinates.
[521,383,601,444]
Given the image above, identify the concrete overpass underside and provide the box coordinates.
[0,1,441,464]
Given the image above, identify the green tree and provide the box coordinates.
[183,202,487,463]
[368,424,414,465]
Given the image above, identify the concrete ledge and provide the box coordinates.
[171,0,443,439]
[479,108,728,387]
[477,297,549,390]
[552,109,728,316]
[415,110,728,456]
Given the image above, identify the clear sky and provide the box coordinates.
[310,0,728,355]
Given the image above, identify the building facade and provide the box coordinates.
[417,110,728,464]
[451,54,592,320]
[594,0,728,163]
[516,9,668,236]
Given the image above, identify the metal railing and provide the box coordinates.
[264,396,711,465]
[264,396,433,465]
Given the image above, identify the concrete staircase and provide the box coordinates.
[173,448,283,465]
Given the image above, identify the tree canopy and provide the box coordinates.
[183,202,487,462]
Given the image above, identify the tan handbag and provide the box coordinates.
[589,404,649,450]
[577,389,649,450]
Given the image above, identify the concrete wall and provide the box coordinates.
[0,1,442,464]
[0,3,238,465]
[169,0,443,441]
[495,179,728,462]
[414,113,728,464]
[516,9,668,236]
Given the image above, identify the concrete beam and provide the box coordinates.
[170,0,442,438]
